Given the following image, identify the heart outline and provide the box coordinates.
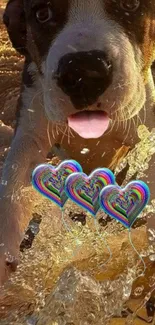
[99,180,150,228]
[32,160,83,208]
[65,168,116,216]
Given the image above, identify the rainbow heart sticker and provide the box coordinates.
[65,168,115,216]
[99,181,150,228]
[32,160,83,208]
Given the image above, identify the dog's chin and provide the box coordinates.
[67,110,110,139]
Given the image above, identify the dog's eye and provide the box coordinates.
[120,0,140,12]
[36,6,52,23]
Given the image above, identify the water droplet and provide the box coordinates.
[1,179,7,186]
[28,109,35,113]
[83,148,89,152]
[134,285,144,296]
[148,228,155,240]
[26,316,37,325]
[149,274,155,287]
[149,254,155,261]
[11,163,19,171]
[80,148,90,154]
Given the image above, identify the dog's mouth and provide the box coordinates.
[68,110,110,139]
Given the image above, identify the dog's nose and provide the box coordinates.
[56,50,112,109]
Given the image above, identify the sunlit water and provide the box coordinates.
[0,125,154,325]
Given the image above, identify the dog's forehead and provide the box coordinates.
[26,0,155,13]
[25,0,155,73]
[26,0,69,11]
[25,0,155,38]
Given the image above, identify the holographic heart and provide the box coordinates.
[32,160,83,208]
[65,168,115,216]
[99,181,150,228]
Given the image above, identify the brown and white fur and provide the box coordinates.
[1,0,155,285]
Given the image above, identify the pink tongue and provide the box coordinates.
[68,111,110,139]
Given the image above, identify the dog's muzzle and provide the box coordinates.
[55,50,113,109]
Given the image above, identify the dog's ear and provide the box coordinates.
[3,0,27,55]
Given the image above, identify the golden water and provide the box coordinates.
[0,125,154,325]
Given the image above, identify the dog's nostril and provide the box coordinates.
[56,50,113,109]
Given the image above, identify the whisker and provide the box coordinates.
[135,114,139,128]
[137,113,143,125]
[105,118,114,136]
[56,125,67,136]
[115,111,120,131]
[132,116,137,131]
[142,104,146,124]
[27,89,43,126]
[123,117,131,142]
[60,125,68,144]
[56,124,60,136]
[47,121,54,147]
[67,126,70,145]
[123,108,128,134]
[52,124,57,140]
[68,126,75,138]
[122,119,126,135]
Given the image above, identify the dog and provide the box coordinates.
[1,0,155,285]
